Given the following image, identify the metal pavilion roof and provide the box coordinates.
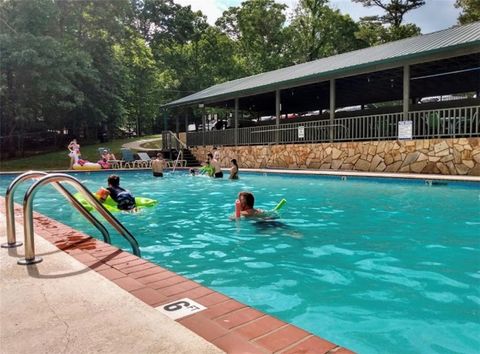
[165,21,480,108]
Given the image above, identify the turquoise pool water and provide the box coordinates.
[1,171,479,353]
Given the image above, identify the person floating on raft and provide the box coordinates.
[97,174,136,211]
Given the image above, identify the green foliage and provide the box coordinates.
[113,30,160,135]
[355,18,420,45]
[216,0,290,74]
[288,0,366,63]
[353,0,423,44]
[455,0,480,24]
[352,0,425,27]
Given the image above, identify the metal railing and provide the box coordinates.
[2,171,111,249]
[171,149,184,173]
[162,130,188,169]
[162,130,187,151]
[186,105,479,146]
[3,172,140,265]
[409,105,479,139]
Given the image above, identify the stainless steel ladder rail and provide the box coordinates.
[172,149,184,173]
[2,171,111,249]
[19,173,141,265]
[165,130,187,173]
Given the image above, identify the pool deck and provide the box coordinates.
[2,167,480,183]
[242,168,480,182]
[0,198,352,354]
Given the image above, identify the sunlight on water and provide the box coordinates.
[1,170,479,354]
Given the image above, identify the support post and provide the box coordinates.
[329,79,335,142]
[184,113,188,147]
[234,98,239,146]
[275,89,280,144]
[403,64,410,121]
[175,116,180,150]
[162,109,168,132]
[201,105,206,147]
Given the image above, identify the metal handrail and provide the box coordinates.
[2,171,111,249]
[19,173,140,265]
[250,123,348,134]
[171,149,184,173]
[166,130,187,149]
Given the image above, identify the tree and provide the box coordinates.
[113,31,161,135]
[216,0,290,74]
[455,0,480,24]
[131,0,208,45]
[288,0,366,63]
[353,0,423,43]
[0,0,101,157]
[353,0,425,27]
[0,0,136,149]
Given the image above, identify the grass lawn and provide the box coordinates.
[0,135,161,172]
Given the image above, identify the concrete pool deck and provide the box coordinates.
[0,199,351,354]
[0,214,223,354]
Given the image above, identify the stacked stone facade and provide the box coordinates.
[191,138,480,176]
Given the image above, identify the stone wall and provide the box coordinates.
[191,138,480,176]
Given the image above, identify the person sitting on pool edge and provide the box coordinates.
[238,191,263,217]
[97,174,136,211]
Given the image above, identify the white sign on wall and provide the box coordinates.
[298,126,305,139]
[398,121,413,140]
[156,298,206,320]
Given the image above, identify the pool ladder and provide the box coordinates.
[2,171,141,265]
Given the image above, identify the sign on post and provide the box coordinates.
[298,126,305,139]
[398,121,413,140]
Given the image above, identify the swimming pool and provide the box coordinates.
[1,170,479,353]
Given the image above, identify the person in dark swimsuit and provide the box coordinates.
[151,153,165,177]
[99,175,136,211]
[229,159,239,179]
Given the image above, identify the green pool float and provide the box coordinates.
[74,192,158,213]
[272,198,287,211]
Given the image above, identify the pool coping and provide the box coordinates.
[0,197,354,354]
[1,167,478,183]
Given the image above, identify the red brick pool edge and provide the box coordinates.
[1,197,354,354]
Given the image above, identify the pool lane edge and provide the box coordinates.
[0,197,354,354]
